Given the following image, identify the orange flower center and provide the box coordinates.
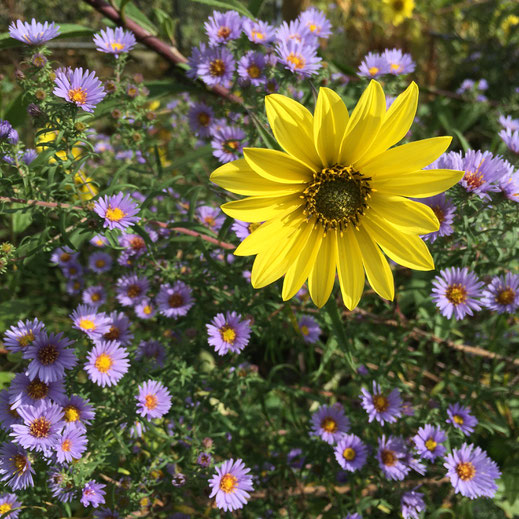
[390,63,402,72]
[209,59,226,77]
[251,30,265,40]
[247,64,261,78]
[60,252,71,262]
[145,394,158,410]
[105,206,126,222]
[217,26,231,39]
[369,66,379,76]
[223,140,239,153]
[446,284,467,305]
[29,417,51,438]
[320,416,338,433]
[68,87,87,104]
[37,344,58,365]
[130,237,145,250]
[464,171,484,189]
[456,461,476,481]
[381,449,396,466]
[61,439,72,452]
[373,394,389,412]
[95,352,113,373]
[219,473,238,493]
[287,52,306,69]
[12,454,27,474]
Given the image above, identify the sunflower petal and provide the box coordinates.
[372,169,464,198]
[243,148,313,184]
[339,80,386,165]
[355,227,394,301]
[221,194,303,223]
[364,213,435,270]
[336,229,365,310]
[265,94,321,170]
[281,221,324,301]
[369,193,439,234]
[314,87,349,167]
[308,231,338,307]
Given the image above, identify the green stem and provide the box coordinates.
[325,297,356,373]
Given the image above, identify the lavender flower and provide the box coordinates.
[135,340,166,368]
[334,434,368,472]
[136,380,172,420]
[53,68,106,113]
[93,27,136,56]
[115,273,149,306]
[358,52,389,78]
[82,285,107,307]
[498,168,519,202]
[413,424,447,461]
[70,305,111,339]
[383,48,415,75]
[3,318,45,353]
[51,246,78,266]
[481,273,519,313]
[197,46,235,87]
[242,19,275,45]
[0,120,18,144]
[0,493,22,518]
[211,126,247,164]
[208,459,254,512]
[360,382,402,424]
[84,341,130,387]
[55,425,88,463]
[102,311,133,346]
[204,10,242,46]
[88,252,112,274]
[298,316,321,343]
[401,490,426,519]
[310,404,350,444]
[376,435,410,481]
[93,193,140,230]
[206,311,251,355]
[275,20,315,46]
[9,19,60,45]
[188,102,214,137]
[237,51,267,86]
[500,128,519,154]
[62,395,96,430]
[8,373,66,409]
[419,194,456,242]
[499,115,519,132]
[446,403,478,436]
[197,452,213,467]
[81,480,106,508]
[156,281,194,318]
[276,39,321,77]
[47,468,76,502]
[0,391,21,433]
[197,205,226,233]
[299,7,332,39]
[0,443,34,490]
[135,298,156,319]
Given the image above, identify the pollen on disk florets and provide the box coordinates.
[303,164,372,233]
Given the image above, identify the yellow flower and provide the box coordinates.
[210,81,463,309]
[502,14,519,37]
[74,171,98,200]
[382,0,415,26]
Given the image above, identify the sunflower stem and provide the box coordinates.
[324,297,356,373]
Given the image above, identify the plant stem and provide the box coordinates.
[325,297,356,373]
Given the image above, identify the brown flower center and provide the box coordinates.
[320,416,338,433]
[127,284,142,298]
[373,394,389,413]
[27,379,49,400]
[209,59,226,77]
[446,284,467,305]
[168,294,183,308]
[104,326,120,341]
[381,449,396,466]
[29,417,51,438]
[456,461,476,481]
[496,288,515,305]
[37,344,59,365]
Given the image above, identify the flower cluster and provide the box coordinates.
[358,48,415,78]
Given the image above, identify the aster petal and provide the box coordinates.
[221,194,303,222]
[358,137,452,177]
[369,194,439,234]
[282,222,324,300]
[363,214,435,270]
[355,227,394,300]
[308,231,337,307]
[362,81,419,162]
[243,148,314,183]
[336,229,365,310]
[313,87,349,167]
[210,159,303,196]
[339,80,385,165]
[372,169,464,198]
[264,94,321,170]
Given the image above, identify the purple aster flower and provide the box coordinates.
[3,318,45,353]
[47,468,76,502]
[10,401,64,453]
[90,234,109,247]
[242,19,275,45]
[376,435,410,481]
[211,126,247,164]
[500,128,519,154]
[198,46,235,87]
[0,442,34,490]
[135,298,156,319]
[70,305,111,339]
[51,246,78,266]
[93,27,136,56]
[310,404,350,444]
[204,10,242,46]
[345,515,362,519]
[53,67,106,113]
[81,480,106,508]
[188,102,214,138]
[186,43,207,79]
[206,311,251,355]
[418,194,456,242]
[275,19,315,47]
[0,120,18,144]
[135,340,166,368]
[136,380,172,420]
[401,490,426,519]
[358,52,390,78]
[413,424,447,461]
[481,273,519,313]
[197,452,213,467]
[23,331,77,383]
[61,261,83,279]
[209,458,253,512]
[276,39,321,77]
[299,7,332,39]
[499,115,519,132]
[172,472,186,487]
[120,232,148,257]
[8,373,66,409]
[82,285,107,307]
[431,267,484,320]
[115,273,149,306]
[383,48,416,75]
[0,493,22,518]
[102,311,133,346]
[94,508,121,519]
[55,424,88,463]
[498,168,519,202]
[444,443,501,499]
[156,281,194,318]
[0,391,21,433]
[298,316,321,343]
[93,192,140,231]
[446,403,478,435]
[9,19,60,45]
[197,205,226,232]
[457,79,475,94]
[62,395,95,430]
[85,341,130,387]
[334,434,368,472]
[21,149,37,164]
[237,51,267,86]
[360,382,402,424]
[231,220,262,240]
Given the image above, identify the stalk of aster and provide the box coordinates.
[210,82,463,309]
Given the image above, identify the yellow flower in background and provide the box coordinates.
[36,126,84,163]
[382,0,414,26]
[502,14,519,36]
[74,171,98,201]
[210,81,463,309]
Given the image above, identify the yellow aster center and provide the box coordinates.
[453,414,464,425]
[496,288,515,305]
[91,292,101,302]
[79,318,96,331]
[217,26,231,39]
[145,394,158,410]
[343,447,356,461]
[110,42,125,51]
[12,454,27,474]
[61,439,72,452]
[223,140,240,153]
[68,87,87,104]
[320,416,338,433]
[425,438,437,451]
[37,344,58,365]
[105,206,126,222]
[143,305,153,315]
[19,331,35,347]
[219,473,238,493]
[381,449,396,466]
[373,394,389,412]
[27,379,49,400]
[300,325,309,335]
[369,66,379,76]
[456,461,476,481]
[64,405,80,422]
[308,23,318,33]
[220,326,237,344]
[446,284,467,305]
[390,63,402,72]
[247,64,261,79]
[287,52,306,69]
[251,30,265,40]
[209,59,226,77]
[95,352,113,373]
[204,216,216,227]
[30,417,51,438]
[0,504,12,514]
[248,222,261,233]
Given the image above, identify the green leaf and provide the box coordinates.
[452,128,471,152]
[145,80,190,99]
[248,0,266,16]
[114,0,158,35]
[190,0,253,18]
[11,204,33,234]
[3,92,29,128]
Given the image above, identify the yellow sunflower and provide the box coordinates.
[210,81,463,309]
[382,0,414,26]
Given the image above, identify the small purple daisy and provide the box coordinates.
[204,10,242,46]
[500,128,519,154]
[376,435,410,481]
[135,340,166,368]
[119,233,147,257]
[197,46,235,87]
[53,67,106,113]
[47,468,76,503]
[84,341,130,387]
[81,480,106,508]
[9,19,60,45]
[82,285,107,307]
[0,493,22,518]
[206,311,251,355]
[135,298,156,320]
[444,443,501,499]
[298,316,321,344]
[499,115,519,132]
[498,168,519,202]
[383,48,416,75]
[115,273,149,306]
[102,311,134,346]
[93,27,136,56]
[431,267,484,320]
[358,52,389,78]
[156,281,194,318]
[275,19,315,46]
[310,404,350,445]
[197,452,213,467]
[197,205,226,233]
[211,126,247,164]
[401,490,426,519]
[3,318,45,353]
[237,51,267,86]
[8,373,66,409]
[93,193,140,231]
[413,424,447,461]
[360,382,402,424]
[345,515,362,519]
[299,8,332,39]
[70,305,111,339]
[242,19,275,45]
[481,273,519,313]
[61,261,83,280]
[51,246,78,266]
[55,424,88,463]
[136,380,172,420]
[419,194,456,243]
[61,395,96,430]
[188,102,214,137]
[0,442,34,490]
[334,434,368,472]
[446,403,478,436]
[90,234,109,247]
[276,39,321,77]
[208,458,254,512]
